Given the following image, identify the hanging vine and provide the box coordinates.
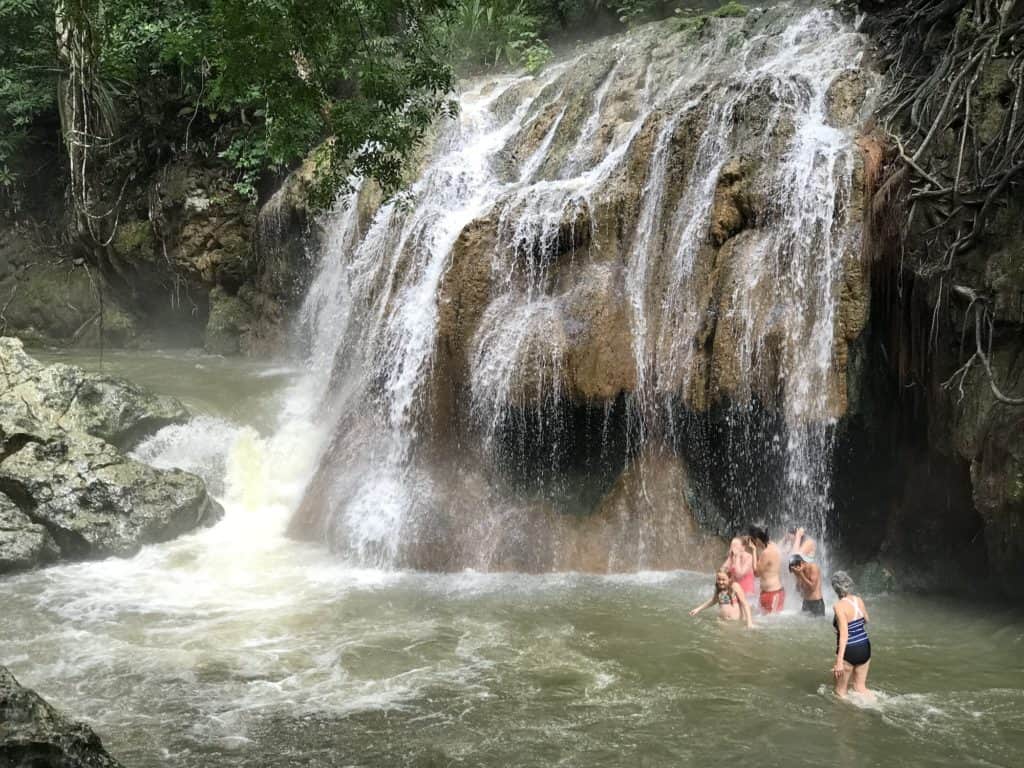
[55,0,124,247]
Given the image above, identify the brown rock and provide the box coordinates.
[556,446,724,572]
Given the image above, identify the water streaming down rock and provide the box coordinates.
[289,4,877,572]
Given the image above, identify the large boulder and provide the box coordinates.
[0,666,123,768]
[0,416,221,560]
[0,337,189,450]
[0,338,223,573]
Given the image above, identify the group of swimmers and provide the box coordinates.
[689,525,873,698]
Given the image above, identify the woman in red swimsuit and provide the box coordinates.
[721,536,756,598]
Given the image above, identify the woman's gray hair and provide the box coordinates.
[831,570,856,597]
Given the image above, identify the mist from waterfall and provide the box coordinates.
[291,3,875,571]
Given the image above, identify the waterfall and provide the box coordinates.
[289,4,876,572]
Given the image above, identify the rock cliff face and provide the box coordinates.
[292,6,877,572]
[0,338,222,574]
[0,665,123,768]
[0,154,315,355]
[836,0,1024,595]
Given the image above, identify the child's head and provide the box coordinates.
[715,569,731,590]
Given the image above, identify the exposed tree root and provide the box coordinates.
[863,0,1024,403]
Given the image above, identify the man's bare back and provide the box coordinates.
[757,541,783,592]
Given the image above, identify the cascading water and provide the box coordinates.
[7,12,1024,768]
[291,3,876,572]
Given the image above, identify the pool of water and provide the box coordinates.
[2,350,1022,767]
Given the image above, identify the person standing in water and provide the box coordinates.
[721,536,756,599]
[690,570,754,628]
[830,571,873,698]
[789,554,824,616]
[748,525,785,613]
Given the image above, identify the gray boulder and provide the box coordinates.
[0,336,189,450]
[0,338,223,573]
[0,416,222,560]
[0,493,59,574]
[0,665,123,768]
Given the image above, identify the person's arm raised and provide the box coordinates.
[793,527,805,552]
[794,566,813,588]
[747,541,761,575]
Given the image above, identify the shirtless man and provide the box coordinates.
[748,525,785,613]
[789,554,824,616]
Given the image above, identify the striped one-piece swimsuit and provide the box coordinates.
[834,596,871,666]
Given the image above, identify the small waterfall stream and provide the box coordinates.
[291,3,876,571]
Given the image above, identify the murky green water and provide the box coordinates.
[2,350,1023,767]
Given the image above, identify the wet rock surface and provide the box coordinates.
[0,493,59,574]
[295,7,880,566]
[0,665,123,768]
[0,337,188,449]
[0,337,222,573]
[0,242,137,349]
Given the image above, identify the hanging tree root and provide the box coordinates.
[866,0,1024,404]
[940,286,1024,405]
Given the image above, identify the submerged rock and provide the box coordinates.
[0,337,223,573]
[0,666,123,767]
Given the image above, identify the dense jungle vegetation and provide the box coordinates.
[0,0,719,224]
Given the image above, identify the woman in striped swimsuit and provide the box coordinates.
[830,571,873,698]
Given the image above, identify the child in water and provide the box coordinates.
[689,570,754,628]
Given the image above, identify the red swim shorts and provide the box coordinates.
[759,588,785,614]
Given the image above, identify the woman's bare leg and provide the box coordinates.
[851,661,873,698]
[834,662,853,697]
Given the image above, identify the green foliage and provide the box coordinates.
[218,131,271,202]
[677,2,747,35]
[0,0,57,212]
[2,0,457,212]
[189,0,457,204]
[515,34,554,75]
[442,0,551,72]
[711,1,747,18]
[614,0,665,26]
[0,0,696,214]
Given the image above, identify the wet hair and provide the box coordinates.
[788,554,805,571]
[831,571,855,597]
[748,525,769,546]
